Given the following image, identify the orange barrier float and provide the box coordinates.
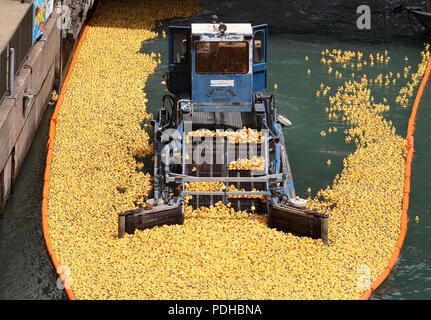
[42,2,101,301]
[360,52,431,300]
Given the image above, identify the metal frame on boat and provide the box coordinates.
[117,17,329,244]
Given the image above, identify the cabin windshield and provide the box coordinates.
[195,41,249,74]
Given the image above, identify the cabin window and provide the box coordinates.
[195,41,249,74]
[254,31,264,63]
[172,31,188,64]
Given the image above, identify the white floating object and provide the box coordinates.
[290,196,307,208]
[277,114,292,127]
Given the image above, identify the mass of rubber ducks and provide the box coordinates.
[308,44,430,293]
[396,46,430,108]
[318,47,431,109]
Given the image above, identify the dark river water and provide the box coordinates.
[1,0,431,299]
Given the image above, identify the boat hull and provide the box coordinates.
[268,204,328,244]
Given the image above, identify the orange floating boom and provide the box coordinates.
[42,1,102,301]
